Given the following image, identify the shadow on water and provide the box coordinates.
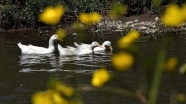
[0,31,186,104]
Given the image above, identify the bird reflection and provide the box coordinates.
[18,52,112,72]
[18,54,60,72]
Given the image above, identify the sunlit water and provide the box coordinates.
[0,32,186,104]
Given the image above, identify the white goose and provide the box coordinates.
[93,41,113,52]
[17,35,59,54]
[58,41,100,56]
[74,41,100,49]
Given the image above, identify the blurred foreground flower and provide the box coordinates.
[91,67,110,87]
[55,29,66,40]
[79,12,102,25]
[73,22,85,33]
[179,64,186,74]
[55,83,74,97]
[177,93,186,102]
[109,3,127,19]
[111,52,134,71]
[32,90,68,104]
[118,30,140,48]
[39,4,64,25]
[161,4,186,27]
[164,57,178,72]
[48,79,74,97]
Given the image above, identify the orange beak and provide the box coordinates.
[58,38,63,41]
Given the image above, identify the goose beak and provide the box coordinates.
[58,38,63,41]
[98,44,102,47]
[109,46,113,52]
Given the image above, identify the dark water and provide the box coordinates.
[0,31,186,104]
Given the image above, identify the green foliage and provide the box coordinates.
[1,0,186,30]
[0,0,111,30]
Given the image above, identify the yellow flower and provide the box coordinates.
[161,4,185,27]
[164,57,178,72]
[79,12,102,25]
[129,30,140,39]
[79,13,90,24]
[55,29,66,40]
[32,91,53,104]
[39,4,64,25]
[90,12,102,24]
[32,90,68,104]
[91,67,110,87]
[179,64,186,74]
[118,30,140,48]
[111,52,134,71]
[55,83,74,97]
[52,92,68,104]
[177,93,186,102]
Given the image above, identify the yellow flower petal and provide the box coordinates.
[52,92,68,104]
[128,30,140,40]
[161,4,185,27]
[111,52,134,71]
[39,4,64,25]
[79,13,91,24]
[177,93,186,102]
[91,68,110,87]
[32,91,53,104]
[164,57,178,72]
[55,29,66,40]
[79,12,102,25]
[90,12,102,24]
[118,30,140,48]
[32,90,69,104]
[179,64,186,74]
[55,83,74,97]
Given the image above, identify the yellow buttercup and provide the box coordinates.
[39,4,65,25]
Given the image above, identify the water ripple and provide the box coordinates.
[18,52,112,72]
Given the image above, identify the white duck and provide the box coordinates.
[58,41,100,56]
[93,41,113,52]
[57,45,76,56]
[17,35,59,54]
[74,41,100,49]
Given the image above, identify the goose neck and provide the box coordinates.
[48,38,55,47]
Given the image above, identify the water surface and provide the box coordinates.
[0,32,186,104]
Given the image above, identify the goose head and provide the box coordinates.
[48,34,61,47]
[50,34,59,40]
[102,41,113,51]
[90,41,100,49]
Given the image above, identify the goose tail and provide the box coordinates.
[74,42,80,47]
[57,44,62,49]
[17,42,23,49]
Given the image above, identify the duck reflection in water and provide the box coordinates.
[18,54,61,72]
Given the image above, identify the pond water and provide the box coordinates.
[0,31,186,104]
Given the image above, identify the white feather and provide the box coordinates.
[17,35,58,54]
